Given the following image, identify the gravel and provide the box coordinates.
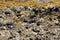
[0,5,60,40]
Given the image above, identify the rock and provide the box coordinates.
[0,6,60,40]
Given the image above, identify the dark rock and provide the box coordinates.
[23,19,28,23]
[48,7,53,12]
[57,16,60,19]
[16,13,21,17]
[18,30,21,33]
[29,38,33,40]
[8,37,13,39]
[33,9,41,15]
[36,22,41,26]
[0,23,3,27]
[6,23,15,29]
[25,26,29,29]
[54,8,59,12]
[35,37,41,40]
[29,19,36,23]
[24,6,28,10]
[55,23,60,26]
[49,18,52,21]
[30,15,36,19]
[32,29,40,33]
[0,16,3,18]
[5,11,11,14]
[17,11,21,13]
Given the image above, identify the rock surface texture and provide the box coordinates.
[0,6,60,40]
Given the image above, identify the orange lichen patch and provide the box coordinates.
[0,0,60,8]
[55,1,60,5]
[0,4,5,8]
[13,17,20,23]
[4,1,15,6]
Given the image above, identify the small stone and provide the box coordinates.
[30,15,36,19]
[32,29,40,33]
[6,23,15,29]
[49,18,52,21]
[18,31,21,33]
[30,38,33,40]
[36,22,41,26]
[57,16,60,19]
[54,8,59,12]
[23,19,28,23]
[29,19,36,23]
[5,11,11,14]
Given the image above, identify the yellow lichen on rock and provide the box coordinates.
[0,4,5,8]
[0,0,60,8]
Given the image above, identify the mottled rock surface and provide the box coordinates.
[0,6,60,40]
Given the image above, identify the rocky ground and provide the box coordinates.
[0,5,60,40]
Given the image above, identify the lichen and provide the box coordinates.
[0,0,60,8]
